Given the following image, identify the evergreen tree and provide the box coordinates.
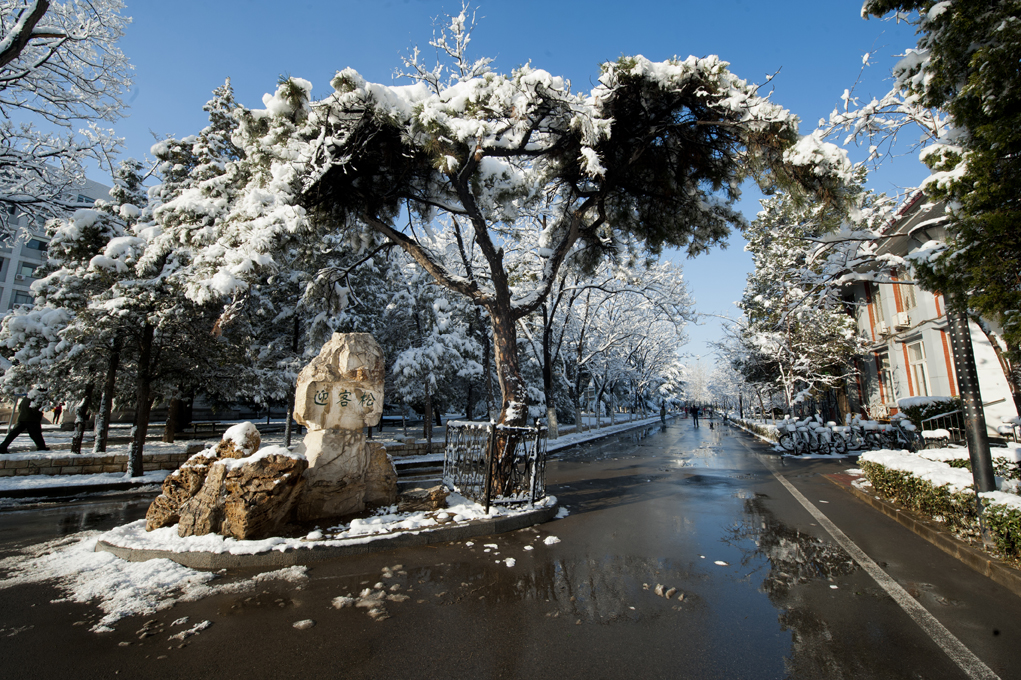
[862,0,1021,355]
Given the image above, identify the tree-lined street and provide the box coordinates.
[1,420,1015,678]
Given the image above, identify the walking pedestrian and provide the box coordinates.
[0,397,50,453]
[692,406,699,428]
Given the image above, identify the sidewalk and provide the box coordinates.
[0,414,676,502]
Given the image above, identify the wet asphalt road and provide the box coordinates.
[1,419,1020,679]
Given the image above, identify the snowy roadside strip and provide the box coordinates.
[856,446,1021,563]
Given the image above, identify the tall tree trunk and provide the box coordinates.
[541,305,559,439]
[285,315,300,447]
[128,323,155,478]
[93,337,122,453]
[70,385,92,455]
[163,396,181,443]
[423,381,433,454]
[483,324,494,420]
[491,309,528,427]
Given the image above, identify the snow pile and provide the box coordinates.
[222,421,262,456]
[218,444,307,471]
[0,533,220,632]
[897,395,955,409]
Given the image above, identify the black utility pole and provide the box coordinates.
[945,297,995,493]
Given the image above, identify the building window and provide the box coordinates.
[877,352,894,403]
[17,263,35,278]
[10,290,32,308]
[871,283,887,335]
[25,238,47,252]
[900,281,917,311]
[907,341,930,397]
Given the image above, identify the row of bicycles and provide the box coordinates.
[777,414,921,456]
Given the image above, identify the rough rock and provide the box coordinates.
[364,443,398,507]
[294,429,370,521]
[220,451,308,540]
[293,333,384,432]
[145,451,218,531]
[397,485,450,513]
[177,461,229,537]
[178,448,309,540]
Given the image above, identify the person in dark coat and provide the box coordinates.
[0,397,49,453]
[692,406,699,428]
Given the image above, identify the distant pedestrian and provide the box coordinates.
[660,402,667,424]
[692,407,699,428]
[0,398,50,453]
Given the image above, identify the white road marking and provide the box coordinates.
[770,468,1000,680]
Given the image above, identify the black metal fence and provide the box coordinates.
[443,420,548,511]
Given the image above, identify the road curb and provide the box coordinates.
[95,502,559,569]
[824,473,1021,599]
[0,479,162,499]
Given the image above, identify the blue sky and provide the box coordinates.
[108,0,929,361]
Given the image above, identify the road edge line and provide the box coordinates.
[770,467,1000,680]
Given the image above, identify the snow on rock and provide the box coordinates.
[543,535,560,546]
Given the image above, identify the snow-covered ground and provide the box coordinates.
[0,469,169,494]
[101,492,560,556]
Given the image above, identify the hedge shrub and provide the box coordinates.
[983,503,1021,559]
[860,460,978,532]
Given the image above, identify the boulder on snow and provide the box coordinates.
[178,447,309,540]
[397,485,449,513]
[220,449,308,540]
[145,450,218,531]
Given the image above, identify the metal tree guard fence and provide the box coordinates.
[443,420,548,512]
[920,409,966,448]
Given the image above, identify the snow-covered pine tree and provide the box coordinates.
[169,8,856,492]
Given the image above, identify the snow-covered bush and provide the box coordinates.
[897,396,962,430]
[983,500,1021,560]
[860,448,1021,560]
[860,451,978,532]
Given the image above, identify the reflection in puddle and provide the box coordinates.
[727,497,857,599]
[725,497,881,678]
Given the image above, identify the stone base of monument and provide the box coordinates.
[145,422,310,542]
[99,494,559,569]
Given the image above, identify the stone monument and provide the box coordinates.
[294,332,397,521]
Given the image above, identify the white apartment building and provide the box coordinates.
[0,177,111,311]
[843,193,1018,435]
